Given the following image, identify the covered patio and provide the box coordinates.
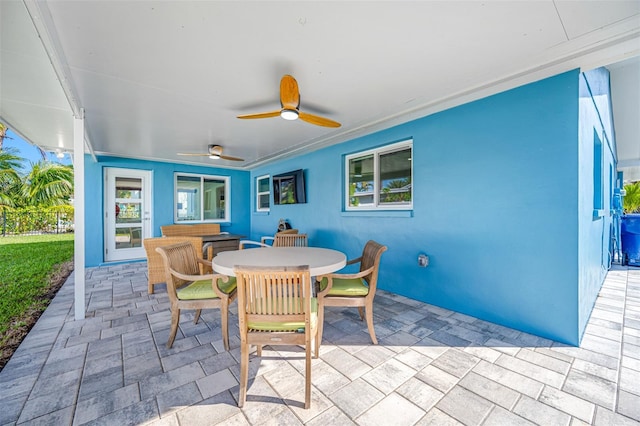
[1,263,638,425]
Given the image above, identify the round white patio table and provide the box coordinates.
[211,246,346,277]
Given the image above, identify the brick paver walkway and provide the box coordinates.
[1,263,639,425]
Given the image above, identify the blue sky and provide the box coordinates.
[3,129,72,171]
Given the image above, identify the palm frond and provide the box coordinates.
[624,182,640,214]
[22,161,74,207]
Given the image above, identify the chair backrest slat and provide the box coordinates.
[273,233,308,247]
[235,265,310,324]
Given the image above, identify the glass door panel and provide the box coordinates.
[115,177,143,249]
[105,169,152,261]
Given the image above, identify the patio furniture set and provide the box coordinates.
[142,225,387,409]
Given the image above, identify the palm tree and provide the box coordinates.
[21,161,74,207]
[0,148,24,209]
[381,177,412,202]
[624,182,640,214]
[385,178,411,189]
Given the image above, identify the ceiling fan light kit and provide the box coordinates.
[280,109,299,120]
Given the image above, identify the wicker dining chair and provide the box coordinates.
[156,241,237,350]
[143,236,208,294]
[317,240,387,344]
[234,265,319,409]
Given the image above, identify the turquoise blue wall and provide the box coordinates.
[577,68,616,339]
[250,71,582,344]
[84,156,250,266]
[83,70,612,345]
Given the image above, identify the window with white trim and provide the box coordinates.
[174,173,230,222]
[345,140,413,210]
[256,175,270,212]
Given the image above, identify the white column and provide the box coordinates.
[73,113,86,320]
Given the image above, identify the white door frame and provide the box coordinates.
[104,168,153,262]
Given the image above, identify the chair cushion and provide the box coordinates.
[248,298,318,331]
[177,277,237,300]
[318,277,369,296]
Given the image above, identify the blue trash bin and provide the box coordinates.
[621,214,640,266]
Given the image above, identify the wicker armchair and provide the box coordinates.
[317,240,387,344]
[143,236,207,294]
[235,265,318,409]
[156,241,237,350]
[160,224,221,258]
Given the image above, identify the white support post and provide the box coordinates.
[73,113,86,320]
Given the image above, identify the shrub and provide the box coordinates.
[0,206,74,235]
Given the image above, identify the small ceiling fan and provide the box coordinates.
[237,74,341,128]
[177,145,244,161]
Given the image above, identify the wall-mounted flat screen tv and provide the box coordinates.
[273,169,306,204]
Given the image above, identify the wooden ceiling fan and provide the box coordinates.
[177,145,244,161]
[237,74,341,128]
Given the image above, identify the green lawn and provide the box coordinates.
[0,234,74,342]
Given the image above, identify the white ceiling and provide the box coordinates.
[609,56,640,181]
[1,1,639,173]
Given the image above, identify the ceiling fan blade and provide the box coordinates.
[219,154,244,162]
[298,111,341,128]
[280,75,300,110]
[177,152,212,156]
[237,110,281,119]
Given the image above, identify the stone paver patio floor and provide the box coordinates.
[1,262,639,425]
